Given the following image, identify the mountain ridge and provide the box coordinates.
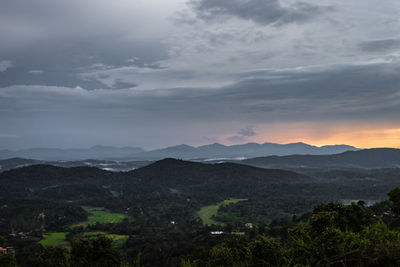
[241,148,400,169]
[132,142,358,160]
[0,142,358,161]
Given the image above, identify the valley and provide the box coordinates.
[2,151,400,266]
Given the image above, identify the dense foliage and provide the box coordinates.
[3,191,400,266]
[2,159,400,266]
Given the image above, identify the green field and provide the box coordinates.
[41,207,129,248]
[197,198,248,225]
[80,232,129,247]
[40,231,129,248]
[40,232,69,247]
[72,206,128,228]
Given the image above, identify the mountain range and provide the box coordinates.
[3,147,400,173]
[133,142,357,160]
[0,142,357,161]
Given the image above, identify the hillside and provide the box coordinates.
[2,158,399,229]
[0,145,145,160]
[241,148,400,169]
[2,158,400,266]
[0,159,311,202]
[0,158,152,173]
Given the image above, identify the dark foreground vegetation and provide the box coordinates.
[2,189,400,266]
[1,158,400,266]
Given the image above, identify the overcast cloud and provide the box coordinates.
[0,0,400,149]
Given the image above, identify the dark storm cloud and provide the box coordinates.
[359,38,400,52]
[0,0,170,89]
[170,63,398,122]
[0,37,168,89]
[238,127,256,137]
[226,127,256,142]
[112,80,138,90]
[189,0,328,26]
[1,61,400,149]
[126,58,166,70]
[2,63,399,122]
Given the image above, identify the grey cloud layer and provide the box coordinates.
[0,60,13,72]
[190,0,328,25]
[359,38,400,53]
[0,0,171,89]
[1,62,400,148]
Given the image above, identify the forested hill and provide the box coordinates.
[0,164,118,187]
[3,158,400,267]
[0,159,321,233]
[2,158,400,232]
[0,159,311,201]
[241,148,400,169]
[131,158,311,186]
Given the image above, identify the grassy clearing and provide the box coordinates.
[80,232,129,247]
[71,206,128,228]
[40,231,129,248]
[40,232,69,247]
[84,207,127,225]
[197,198,248,226]
[169,188,179,193]
[41,207,129,248]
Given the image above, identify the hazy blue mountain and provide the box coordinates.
[241,148,400,169]
[133,142,358,160]
[0,145,144,160]
[0,142,357,161]
[131,144,197,159]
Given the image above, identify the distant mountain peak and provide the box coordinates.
[165,144,195,150]
[0,142,359,161]
[210,142,225,147]
[321,144,357,149]
[131,141,358,160]
[286,142,312,146]
[199,143,226,148]
[176,144,194,148]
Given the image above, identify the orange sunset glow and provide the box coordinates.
[223,123,400,149]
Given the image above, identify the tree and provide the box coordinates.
[389,187,400,216]
[0,254,17,267]
[70,236,124,267]
[248,235,286,267]
[35,246,69,267]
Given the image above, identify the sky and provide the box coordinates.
[1,0,400,150]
